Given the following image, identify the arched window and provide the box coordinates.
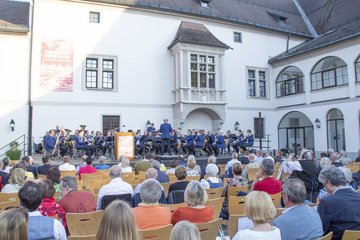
[356,55,360,82]
[276,66,304,97]
[311,56,348,90]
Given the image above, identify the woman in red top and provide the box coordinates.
[252,158,282,195]
[38,179,66,227]
[171,180,213,224]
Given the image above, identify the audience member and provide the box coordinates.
[47,167,62,199]
[38,179,66,226]
[242,153,260,179]
[119,156,132,173]
[317,167,360,240]
[133,179,171,229]
[1,168,26,193]
[170,220,201,240]
[152,160,169,183]
[19,181,66,240]
[96,200,139,240]
[228,162,248,187]
[168,165,190,198]
[200,163,222,189]
[58,156,75,171]
[233,191,280,240]
[272,179,323,240]
[274,151,285,164]
[134,153,152,174]
[331,152,343,167]
[225,152,241,177]
[18,161,34,179]
[0,160,9,186]
[338,150,352,165]
[78,156,97,180]
[96,166,134,210]
[186,155,201,176]
[95,156,110,170]
[265,151,274,162]
[166,159,179,174]
[0,207,28,240]
[58,176,96,213]
[37,155,54,175]
[200,155,220,179]
[252,158,282,195]
[317,157,330,173]
[1,157,12,173]
[254,149,264,164]
[22,156,38,179]
[171,181,213,224]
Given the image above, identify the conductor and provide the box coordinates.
[160,118,172,155]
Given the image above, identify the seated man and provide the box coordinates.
[132,179,171,229]
[251,158,282,195]
[44,129,56,154]
[317,167,360,240]
[19,181,66,240]
[58,155,76,171]
[225,152,241,177]
[21,156,37,179]
[78,156,97,180]
[152,160,169,183]
[96,165,134,210]
[37,154,54,175]
[95,156,110,170]
[58,176,96,213]
[133,153,152,175]
[272,179,323,240]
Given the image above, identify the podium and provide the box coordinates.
[114,132,135,160]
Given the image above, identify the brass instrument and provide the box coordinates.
[79,124,87,131]
[64,128,72,138]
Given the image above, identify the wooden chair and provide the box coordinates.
[38,174,47,180]
[185,175,200,181]
[87,179,110,194]
[138,224,173,240]
[228,214,245,240]
[66,210,104,236]
[122,172,135,181]
[60,170,76,177]
[270,192,282,207]
[82,172,108,188]
[135,171,146,182]
[205,197,225,220]
[247,168,259,182]
[195,218,222,240]
[124,178,142,185]
[228,195,246,215]
[159,203,187,214]
[68,235,96,240]
[168,175,177,182]
[320,231,333,240]
[0,193,20,206]
[161,182,172,198]
[341,230,360,240]
[0,200,18,210]
[218,164,226,175]
[76,180,84,190]
[223,177,231,186]
[227,185,248,197]
[205,186,224,199]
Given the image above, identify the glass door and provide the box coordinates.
[287,128,304,155]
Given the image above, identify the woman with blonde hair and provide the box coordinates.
[1,168,26,193]
[0,207,28,240]
[170,220,201,240]
[233,191,280,240]
[119,157,132,173]
[97,200,138,240]
[171,180,213,224]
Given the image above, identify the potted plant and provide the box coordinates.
[6,141,21,160]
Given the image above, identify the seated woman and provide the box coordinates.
[119,157,132,173]
[1,168,26,193]
[200,163,222,189]
[97,200,138,240]
[171,181,213,224]
[228,162,248,187]
[251,158,282,195]
[166,160,179,175]
[132,178,171,229]
[186,156,201,176]
[233,191,280,240]
[170,220,201,240]
[46,167,61,200]
[0,207,28,240]
[168,166,189,200]
[38,179,66,227]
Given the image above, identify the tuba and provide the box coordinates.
[79,125,87,131]
[64,128,72,138]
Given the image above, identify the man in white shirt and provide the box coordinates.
[19,181,66,240]
[58,155,76,171]
[96,165,134,210]
[225,152,241,176]
[254,149,264,164]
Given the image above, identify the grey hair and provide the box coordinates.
[207,155,217,164]
[248,153,255,160]
[301,150,312,160]
[283,179,306,204]
[139,179,162,204]
[98,155,107,163]
[146,168,158,179]
[187,155,196,161]
[184,181,208,206]
[109,165,122,179]
[151,160,161,170]
[318,167,347,186]
[170,220,201,240]
[60,176,77,190]
[260,158,274,176]
[319,157,331,169]
[339,150,347,157]
[232,152,239,159]
[205,163,219,177]
[339,167,353,183]
[327,148,335,155]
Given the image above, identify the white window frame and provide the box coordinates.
[246,67,269,99]
[190,53,216,90]
[89,11,100,23]
[83,55,117,91]
[233,32,242,43]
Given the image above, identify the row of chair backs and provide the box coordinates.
[206,187,224,199]
[228,193,281,215]
[0,192,20,210]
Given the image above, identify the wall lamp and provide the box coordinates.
[235,121,240,130]
[315,118,321,129]
[10,119,15,131]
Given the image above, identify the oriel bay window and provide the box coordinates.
[190,54,216,89]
